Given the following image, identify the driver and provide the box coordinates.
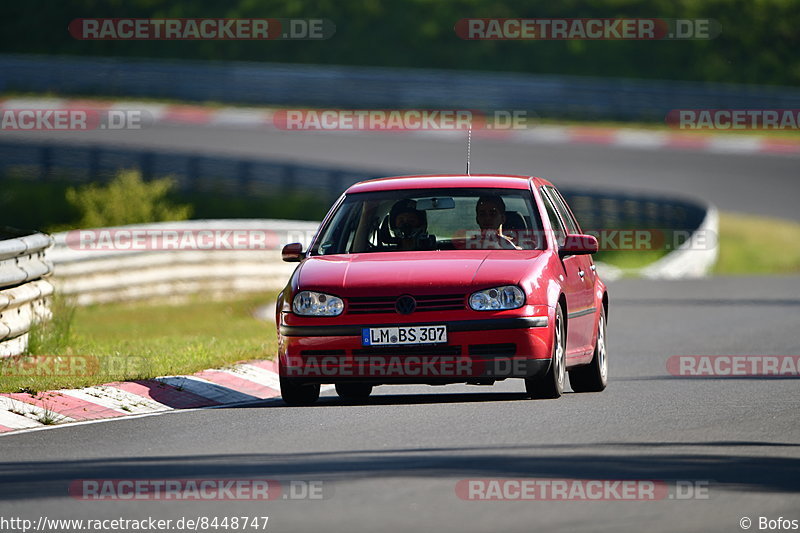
[390,199,428,250]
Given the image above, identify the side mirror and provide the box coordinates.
[282,242,304,262]
[560,234,598,256]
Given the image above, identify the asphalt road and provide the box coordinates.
[1,276,798,533]
[2,122,798,532]
[5,124,800,220]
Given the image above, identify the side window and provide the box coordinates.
[546,186,581,234]
[540,189,566,247]
[314,201,361,255]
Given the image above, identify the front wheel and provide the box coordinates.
[525,305,566,399]
[280,377,320,406]
[569,307,608,392]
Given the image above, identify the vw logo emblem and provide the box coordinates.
[395,295,417,315]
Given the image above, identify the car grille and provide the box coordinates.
[346,294,465,314]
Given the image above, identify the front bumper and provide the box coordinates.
[278,317,553,385]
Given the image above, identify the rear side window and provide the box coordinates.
[545,186,582,234]
[539,189,567,247]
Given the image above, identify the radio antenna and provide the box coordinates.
[465,126,472,175]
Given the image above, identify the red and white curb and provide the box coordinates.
[1,97,799,157]
[0,359,322,435]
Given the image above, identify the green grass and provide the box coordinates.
[0,293,279,394]
[714,212,800,274]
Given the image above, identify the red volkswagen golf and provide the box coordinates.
[277,174,608,405]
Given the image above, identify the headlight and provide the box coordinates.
[469,285,525,311]
[292,291,344,316]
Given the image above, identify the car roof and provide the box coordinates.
[345,174,554,193]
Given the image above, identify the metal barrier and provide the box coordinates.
[0,228,54,356]
[641,206,719,279]
[49,219,320,306]
[3,54,800,121]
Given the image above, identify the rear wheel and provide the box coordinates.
[335,383,374,401]
[280,377,320,406]
[569,307,608,392]
[525,305,566,399]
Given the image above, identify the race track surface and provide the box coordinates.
[6,124,800,220]
[1,277,798,533]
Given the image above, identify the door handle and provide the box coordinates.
[578,269,585,278]
[590,264,596,272]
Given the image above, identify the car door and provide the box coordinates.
[539,188,592,357]
[545,186,597,354]
[548,187,598,294]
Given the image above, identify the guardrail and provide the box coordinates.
[0,228,54,357]
[3,54,800,121]
[641,205,719,279]
[49,219,319,306]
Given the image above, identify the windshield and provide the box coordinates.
[310,187,544,255]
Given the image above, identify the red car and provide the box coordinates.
[277,174,608,405]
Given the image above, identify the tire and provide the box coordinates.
[280,377,320,406]
[569,307,608,393]
[335,383,374,401]
[525,304,566,399]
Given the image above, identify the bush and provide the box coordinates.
[66,169,192,228]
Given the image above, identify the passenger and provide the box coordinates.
[475,195,519,249]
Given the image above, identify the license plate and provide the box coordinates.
[362,325,447,346]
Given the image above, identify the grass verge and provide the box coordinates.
[714,212,800,274]
[0,293,278,394]
[596,212,800,275]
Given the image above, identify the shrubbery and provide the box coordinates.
[65,170,192,228]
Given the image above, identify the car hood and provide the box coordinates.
[297,250,547,296]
